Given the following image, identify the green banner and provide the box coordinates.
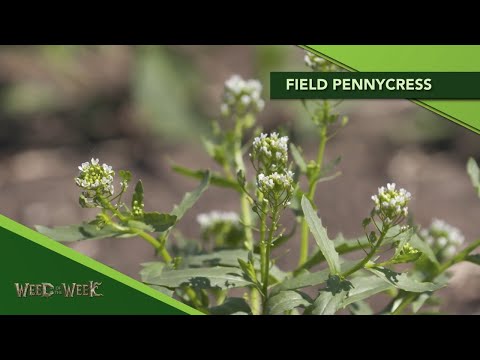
[302,45,480,134]
[0,214,200,315]
[271,72,480,99]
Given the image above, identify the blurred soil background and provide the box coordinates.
[0,45,479,314]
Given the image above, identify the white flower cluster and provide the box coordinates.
[371,183,411,224]
[420,218,464,260]
[251,132,289,168]
[257,171,294,194]
[197,210,240,230]
[75,158,115,200]
[304,52,327,71]
[221,75,265,117]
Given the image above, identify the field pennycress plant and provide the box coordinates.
[38,52,480,315]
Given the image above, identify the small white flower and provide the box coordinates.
[196,210,240,230]
[304,52,327,71]
[252,132,289,168]
[75,158,115,202]
[443,245,456,259]
[421,218,465,261]
[221,75,264,117]
[437,236,448,247]
[371,182,411,223]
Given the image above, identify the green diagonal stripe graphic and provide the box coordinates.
[301,45,480,134]
[0,214,201,315]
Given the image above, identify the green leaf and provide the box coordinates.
[119,170,132,185]
[182,249,286,283]
[132,180,144,209]
[272,260,356,296]
[209,297,252,315]
[310,276,352,315]
[466,254,480,265]
[237,169,246,187]
[146,266,252,290]
[143,212,177,232]
[341,275,393,307]
[367,267,443,292]
[35,224,129,242]
[127,220,154,232]
[412,293,431,313]
[140,262,168,283]
[290,143,307,173]
[467,157,480,196]
[238,259,257,284]
[349,300,373,315]
[172,171,211,220]
[183,249,251,268]
[362,218,371,228]
[410,233,440,266]
[316,156,341,180]
[393,227,414,258]
[299,234,370,271]
[266,291,311,315]
[301,195,341,275]
[149,285,174,297]
[171,163,241,192]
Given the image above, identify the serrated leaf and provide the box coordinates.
[301,195,341,275]
[467,157,480,196]
[172,171,211,220]
[410,233,440,266]
[209,297,252,315]
[143,212,177,232]
[367,267,443,292]
[266,291,311,315]
[341,276,393,307]
[146,266,252,290]
[35,224,130,242]
[466,254,480,265]
[290,143,307,173]
[132,180,144,209]
[171,163,241,192]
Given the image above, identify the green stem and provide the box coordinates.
[259,203,267,289]
[233,119,254,251]
[133,229,173,263]
[391,238,480,315]
[341,225,389,278]
[262,209,278,313]
[250,288,261,315]
[184,287,206,313]
[99,195,173,263]
[99,196,128,222]
[298,125,328,266]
